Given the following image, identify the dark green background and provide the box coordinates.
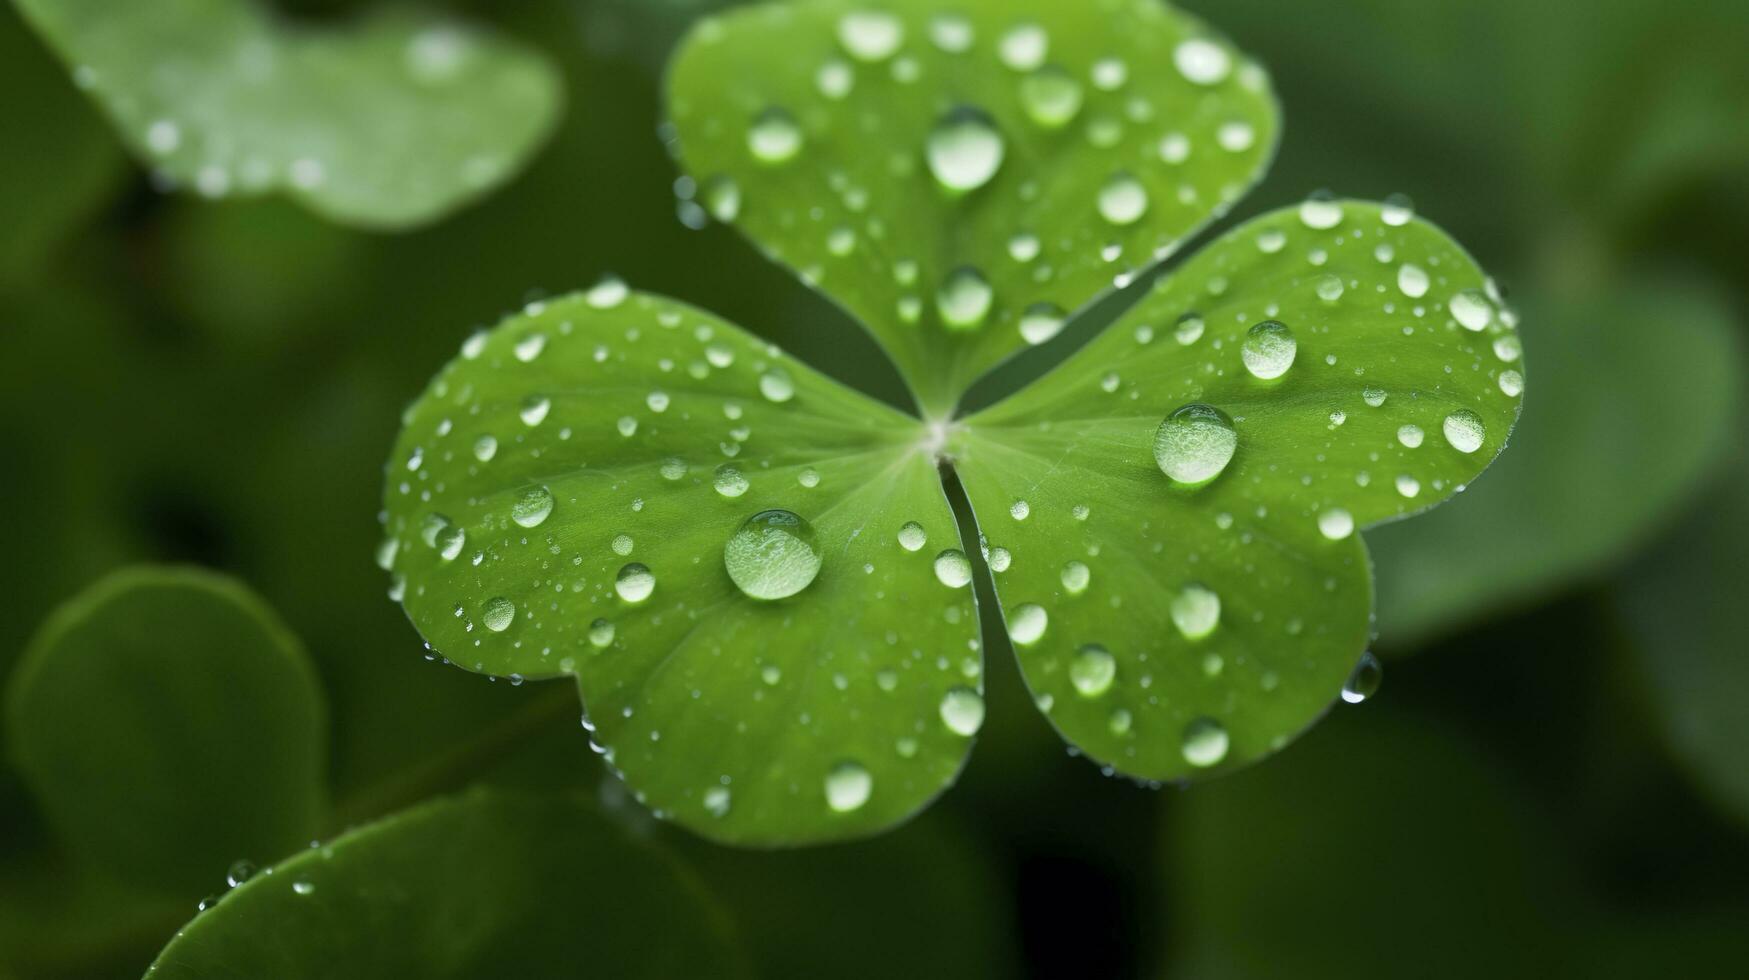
[3,0,1746,977]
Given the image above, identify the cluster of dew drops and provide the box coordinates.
[671,6,1272,346]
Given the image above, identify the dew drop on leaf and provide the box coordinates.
[1069,644,1116,698]
[1443,409,1486,453]
[614,563,656,603]
[1318,508,1355,541]
[936,266,994,330]
[1153,403,1237,485]
[926,106,1005,192]
[758,368,795,403]
[1097,171,1149,225]
[1173,38,1231,85]
[510,485,554,528]
[481,596,515,632]
[1008,603,1048,645]
[723,509,823,601]
[702,174,741,221]
[1060,560,1090,595]
[1173,312,1205,345]
[1298,190,1343,229]
[1019,303,1067,345]
[933,549,973,588]
[748,106,803,164]
[472,435,497,462]
[1380,192,1415,226]
[1397,262,1429,298]
[1108,708,1133,736]
[1019,65,1083,128]
[1499,369,1524,397]
[1342,651,1383,704]
[997,23,1048,71]
[1240,319,1297,380]
[824,761,872,813]
[713,463,749,497]
[1181,717,1229,767]
[703,786,732,818]
[1170,583,1221,640]
[1450,288,1494,331]
[836,10,903,62]
[939,687,985,736]
[585,274,628,309]
[1362,386,1388,408]
[588,618,615,649]
[519,395,550,426]
[1314,273,1344,302]
[897,521,927,552]
[1397,424,1425,448]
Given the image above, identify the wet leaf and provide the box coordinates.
[382,290,978,844]
[954,201,1521,780]
[1369,279,1740,644]
[146,789,747,979]
[4,567,326,894]
[14,0,563,229]
[668,0,1278,416]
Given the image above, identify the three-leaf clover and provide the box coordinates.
[381,0,1523,844]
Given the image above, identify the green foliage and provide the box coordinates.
[384,0,1518,843]
[1369,278,1741,643]
[5,567,325,894]
[146,789,747,979]
[14,0,563,229]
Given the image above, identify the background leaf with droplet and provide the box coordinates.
[667,0,1278,416]
[953,200,1520,780]
[382,288,980,844]
[14,0,564,229]
[146,789,749,979]
[4,566,326,895]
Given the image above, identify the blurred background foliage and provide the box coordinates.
[1,0,1746,977]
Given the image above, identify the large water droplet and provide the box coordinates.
[1380,192,1414,226]
[510,485,554,528]
[1019,65,1082,128]
[1060,560,1090,595]
[825,761,872,812]
[703,174,741,221]
[926,107,1005,192]
[1342,651,1382,703]
[939,687,985,736]
[481,596,515,632]
[703,786,732,818]
[1450,289,1493,331]
[1240,320,1297,380]
[724,509,822,601]
[1299,190,1343,229]
[713,464,749,497]
[588,618,615,649]
[936,267,993,329]
[897,521,928,552]
[1397,262,1429,298]
[1070,644,1116,697]
[748,107,803,164]
[997,23,1048,71]
[933,549,973,588]
[1170,584,1220,640]
[1443,409,1485,453]
[1153,403,1237,485]
[614,563,655,603]
[1173,38,1231,85]
[1318,508,1355,540]
[1008,603,1048,645]
[759,369,795,403]
[837,10,903,61]
[1097,172,1149,225]
[1019,303,1067,345]
[1181,717,1229,767]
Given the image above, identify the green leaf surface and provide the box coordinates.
[954,201,1521,780]
[14,0,563,229]
[5,566,326,894]
[1619,450,1749,825]
[382,289,979,844]
[146,789,747,979]
[1368,279,1741,645]
[668,0,1278,416]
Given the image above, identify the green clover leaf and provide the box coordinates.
[382,0,1522,844]
[14,0,563,229]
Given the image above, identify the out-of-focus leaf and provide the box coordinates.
[1369,279,1741,645]
[14,0,563,229]
[668,0,1278,416]
[1618,449,1749,826]
[0,3,121,290]
[5,566,326,894]
[146,789,747,979]
[382,290,978,845]
[956,201,1520,780]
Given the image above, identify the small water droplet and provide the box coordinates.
[1173,312,1205,345]
[759,369,796,403]
[1299,190,1343,229]
[936,267,993,330]
[481,596,515,632]
[1380,193,1414,226]
[1318,508,1355,540]
[1443,410,1486,453]
[1362,387,1388,408]
[1397,263,1429,298]
[1498,369,1524,397]
[1019,303,1067,345]
[748,106,803,164]
[1008,603,1047,645]
[898,521,928,552]
[1070,644,1116,697]
[1450,288,1493,331]
[1060,561,1090,595]
[1009,499,1031,521]
[933,549,973,588]
[939,687,985,736]
[586,275,628,309]
[1154,403,1237,485]
[1173,38,1231,85]
[1241,320,1297,380]
[511,485,554,528]
[997,23,1048,72]
[1019,65,1083,128]
[1097,172,1149,225]
[703,785,732,817]
[724,509,822,600]
[825,761,872,812]
[1170,583,1221,640]
[1181,717,1229,767]
[519,396,551,426]
[225,860,256,888]
[837,10,904,62]
[291,877,315,896]
[926,106,1005,192]
[703,174,741,221]
[713,464,749,497]
[1342,651,1383,703]
[614,563,656,603]
[472,435,498,462]
[1315,273,1345,302]
[1397,424,1425,448]
[588,618,615,649]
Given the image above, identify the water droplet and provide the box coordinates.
[617,416,638,437]
[929,14,973,52]
[1173,38,1231,85]
[1299,191,1343,229]
[436,525,466,562]
[1173,312,1205,345]
[1181,717,1229,767]
[1097,172,1149,225]
[997,23,1048,72]
[1019,303,1067,345]
[759,369,796,403]
[1493,335,1522,362]
[798,466,821,488]
[1397,424,1425,448]
[939,687,985,736]
[986,546,1011,573]
[703,786,732,818]
[473,435,498,462]
[926,107,1005,192]
[481,596,515,632]
[511,485,554,528]
[513,333,546,362]
[586,275,628,308]
[713,464,749,497]
[1498,369,1524,397]
[1318,508,1355,540]
[519,395,551,426]
[1107,708,1133,736]
[837,10,903,62]
[1450,288,1493,331]
[1362,387,1388,408]
[1070,644,1116,697]
[703,174,741,221]
[1019,66,1083,128]
[1170,584,1221,640]
[1381,192,1414,226]
[1060,561,1090,595]
[897,521,928,552]
[825,761,872,812]
[1008,603,1047,645]
[588,618,615,649]
[1216,121,1255,152]
[724,509,822,601]
[226,860,256,888]
[936,267,993,330]
[1395,474,1421,498]
[1397,263,1429,298]
[1009,499,1030,521]
[1091,57,1128,90]
[1240,320,1297,380]
[1342,651,1382,703]
[614,563,656,603]
[748,107,803,164]
[611,533,634,556]
[1443,410,1486,453]
[291,877,315,896]
[1315,273,1345,302]
[1154,403,1237,485]
[1008,231,1041,262]
[933,549,973,588]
